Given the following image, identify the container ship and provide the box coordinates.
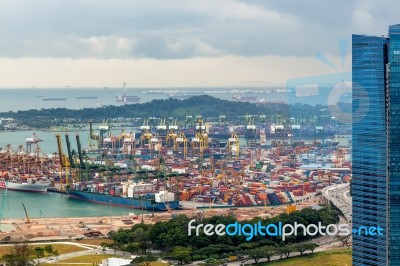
[0,175,51,193]
[232,95,258,102]
[68,182,180,211]
[116,82,140,104]
[76,95,98,99]
[42,97,67,101]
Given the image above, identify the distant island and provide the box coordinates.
[0,95,332,129]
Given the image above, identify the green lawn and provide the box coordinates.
[0,244,86,256]
[259,249,352,266]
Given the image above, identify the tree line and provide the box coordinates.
[106,206,340,265]
[1,95,329,128]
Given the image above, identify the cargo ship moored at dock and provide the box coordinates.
[68,183,180,211]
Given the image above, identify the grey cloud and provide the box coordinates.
[0,0,398,59]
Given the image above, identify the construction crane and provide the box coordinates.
[22,203,30,224]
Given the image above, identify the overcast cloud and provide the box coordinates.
[0,0,398,87]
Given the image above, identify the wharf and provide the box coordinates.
[47,187,68,194]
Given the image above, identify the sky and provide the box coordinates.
[0,0,399,88]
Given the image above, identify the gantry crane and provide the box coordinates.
[56,134,70,190]
[191,117,208,158]
[166,118,179,151]
[157,118,168,137]
[245,115,256,146]
[120,130,135,157]
[227,131,240,159]
[88,121,99,151]
[140,118,152,148]
[99,119,111,149]
[175,132,188,157]
[25,132,42,153]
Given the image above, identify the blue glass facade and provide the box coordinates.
[352,34,388,266]
[388,24,400,265]
[352,24,400,265]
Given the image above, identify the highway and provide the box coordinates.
[321,183,352,223]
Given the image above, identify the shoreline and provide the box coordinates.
[0,197,321,243]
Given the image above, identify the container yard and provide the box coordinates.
[0,117,352,213]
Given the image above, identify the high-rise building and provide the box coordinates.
[352,24,400,265]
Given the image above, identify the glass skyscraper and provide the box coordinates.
[352,24,400,265]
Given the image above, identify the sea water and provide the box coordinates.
[0,189,149,219]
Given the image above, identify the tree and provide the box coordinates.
[125,242,140,255]
[304,243,319,254]
[2,243,34,266]
[247,247,265,264]
[100,242,109,254]
[195,246,218,259]
[294,244,308,256]
[52,249,60,260]
[131,254,158,266]
[33,247,45,263]
[132,228,150,254]
[44,245,53,255]
[277,245,295,259]
[167,246,192,265]
[262,246,278,262]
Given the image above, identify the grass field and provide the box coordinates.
[0,243,86,257]
[49,256,168,266]
[259,249,352,266]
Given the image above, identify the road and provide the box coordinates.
[321,183,352,223]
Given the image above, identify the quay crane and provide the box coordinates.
[157,118,168,137]
[166,118,178,151]
[185,115,194,130]
[56,134,70,190]
[191,116,208,158]
[65,134,76,178]
[88,121,99,151]
[25,133,42,153]
[99,119,111,150]
[175,132,188,157]
[245,115,256,146]
[227,131,240,159]
[120,130,135,157]
[140,118,152,148]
